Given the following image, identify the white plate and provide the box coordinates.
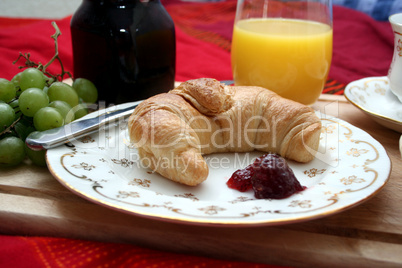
[46,103,391,226]
[344,76,402,133]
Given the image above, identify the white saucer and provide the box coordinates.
[344,76,402,133]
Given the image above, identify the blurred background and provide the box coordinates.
[0,0,81,18]
[1,0,401,21]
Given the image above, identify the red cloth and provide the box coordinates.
[330,6,394,85]
[166,1,395,87]
[0,235,276,267]
[0,4,394,86]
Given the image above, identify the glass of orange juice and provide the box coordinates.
[231,0,333,105]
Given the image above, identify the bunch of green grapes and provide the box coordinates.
[0,67,98,167]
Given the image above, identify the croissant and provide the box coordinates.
[128,78,321,186]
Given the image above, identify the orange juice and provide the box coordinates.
[231,18,333,105]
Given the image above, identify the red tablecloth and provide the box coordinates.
[0,1,395,267]
[0,1,394,92]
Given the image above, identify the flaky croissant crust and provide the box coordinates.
[128,78,321,186]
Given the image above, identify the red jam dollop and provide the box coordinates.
[227,153,306,199]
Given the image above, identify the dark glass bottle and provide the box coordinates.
[70,0,176,105]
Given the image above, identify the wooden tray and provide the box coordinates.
[1,95,401,267]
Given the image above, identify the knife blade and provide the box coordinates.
[25,81,234,151]
[25,102,140,151]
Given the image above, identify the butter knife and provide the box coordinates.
[25,81,234,151]
[25,102,140,151]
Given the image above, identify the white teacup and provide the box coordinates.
[388,13,402,102]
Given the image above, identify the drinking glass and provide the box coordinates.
[231,0,333,105]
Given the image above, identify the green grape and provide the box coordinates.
[72,78,98,103]
[19,87,49,117]
[73,102,88,119]
[33,107,64,131]
[14,116,35,141]
[48,100,75,124]
[25,142,47,167]
[43,86,49,95]
[8,99,21,120]
[0,78,16,102]
[0,136,26,166]
[19,68,46,91]
[47,82,79,108]
[11,72,21,88]
[0,102,15,131]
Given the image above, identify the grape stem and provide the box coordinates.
[13,22,72,83]
[3,22,71,138]
[0,116,21,137]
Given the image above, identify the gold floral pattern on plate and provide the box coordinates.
[46,103,391,226]
[344,76,402,133]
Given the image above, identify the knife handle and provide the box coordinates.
[25,103,139,151]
